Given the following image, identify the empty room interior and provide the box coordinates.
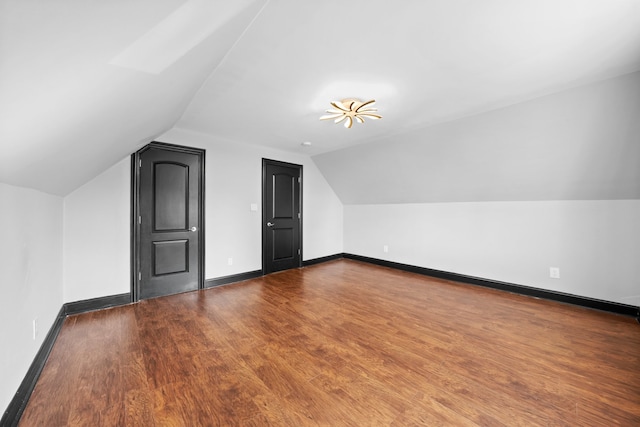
[1,1,639,425]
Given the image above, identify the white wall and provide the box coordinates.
[345,200,640,306]
[159,128,343,278]
[0,183,63,414]
[61,130,343,301]
[63,158,131,302]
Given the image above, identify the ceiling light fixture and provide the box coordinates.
[319,99,382,128]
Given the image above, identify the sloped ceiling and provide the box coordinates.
[0,0,267,195]
[313,71,640,204]
[1,0,640,198]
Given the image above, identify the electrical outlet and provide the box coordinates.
[550,267,560,279]
[383,245,389,253]
[228,258,233,266]
[32,318,38,340]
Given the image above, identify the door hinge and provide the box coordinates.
[298,212,301,219]
[139,159,142,167]
[298,248,301,256]
[138,272,141,281]
[298,176,301,183]
[138,215,141,224]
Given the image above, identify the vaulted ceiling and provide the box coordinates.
[2,0,640,197]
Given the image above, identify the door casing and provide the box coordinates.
[131,141,205,301]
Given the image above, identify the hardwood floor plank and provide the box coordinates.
[19,259,640,426]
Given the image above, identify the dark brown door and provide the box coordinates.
[133,142,204,300]
[262,159,302,274]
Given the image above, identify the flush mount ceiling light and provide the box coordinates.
[319,99,382,128]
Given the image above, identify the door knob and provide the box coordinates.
[267,222,274,227]
[190,226,197,232]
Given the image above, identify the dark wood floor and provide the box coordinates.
[19,260,640,426]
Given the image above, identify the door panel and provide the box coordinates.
[153,240,188,275]
[134,143,204,300]
[154,162,188,230]
[273,173,295,218]
[263,159,302,274]
[273,228,294,260]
